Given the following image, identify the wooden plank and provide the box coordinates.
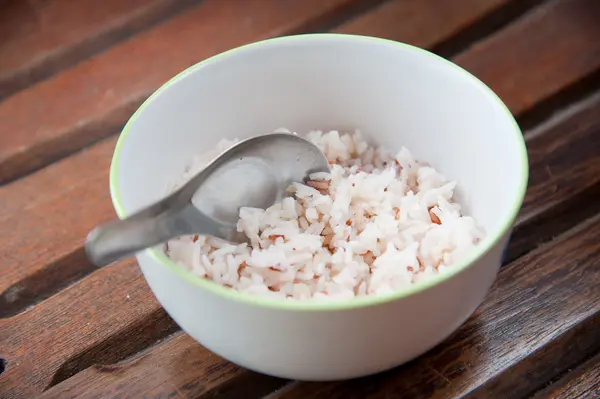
[531,353,600,399]
[0,260,179,398]
[40,212,600,399]
[336,0,513,47]
[506,92,600,262]
[40,333,287,399]
[266,213,600,399]
[1,0,598,187]
[0,0,371,184]
[0,0,196,99]
[453,0,600,116]
[521,92,600,218]
[0,137,117,317]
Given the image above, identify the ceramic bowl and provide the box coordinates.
[109,34,528,381]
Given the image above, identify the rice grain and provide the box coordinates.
[166,129,484,300]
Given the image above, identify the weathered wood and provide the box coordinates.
[0,137,116,318]
[267,214,600,399]
[0,0,372,184]
[531,353,600,399]
[0,260,178,398]
[2,0,599,187]
[40,333,287,399]
[506,92,600,262]
[453,0,600,117]
[0,0,198,99]
[337,0,520,50]
[0,139,116,317]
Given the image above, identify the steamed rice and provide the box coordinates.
[166,129,484,300]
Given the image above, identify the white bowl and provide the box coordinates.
[110,34,528,381]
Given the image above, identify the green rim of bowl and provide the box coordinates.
[110,33,529,311]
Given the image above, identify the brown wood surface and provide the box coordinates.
[0,260,178,398]
[453,0,600,118]
[337,0,525,51]
[1,0,599,398]
[507,92,600,262]
[532,353,600,399]
[0,0,372,185]
[0,0,198,99]
[0,138,120,318]
[2,0,597,186]
[41,333,286,399]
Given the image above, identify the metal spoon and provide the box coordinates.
[85,132,330,267]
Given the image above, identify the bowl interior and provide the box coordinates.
[112,34,527,288]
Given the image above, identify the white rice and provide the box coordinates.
[166,129,484,300]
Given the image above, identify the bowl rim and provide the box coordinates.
[109,33,528,312]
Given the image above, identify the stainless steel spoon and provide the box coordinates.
[85,132,330,267]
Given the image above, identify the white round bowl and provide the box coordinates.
[110,34,528,381]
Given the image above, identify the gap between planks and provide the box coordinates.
[530,351,600,399]
[0,0,203,101]
[0,0,557,185]
[0,0,394,186]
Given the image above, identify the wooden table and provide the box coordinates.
[1,0,599,398]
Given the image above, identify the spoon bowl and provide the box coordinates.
[85,132,330,267]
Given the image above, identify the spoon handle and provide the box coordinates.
[85,203,228,267]
[85,213,173,267]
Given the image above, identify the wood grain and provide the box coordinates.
[0,0,371,184]
[336,0,516,49]
[0,137,117,317]
[2,0,598,187]
[40,333,287,399]
[0,0,198,99]
[531,353,600,399]
[506,92,600,262]
[0,260,178,398]
[453,0,600,117]
[268,214,600,399]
